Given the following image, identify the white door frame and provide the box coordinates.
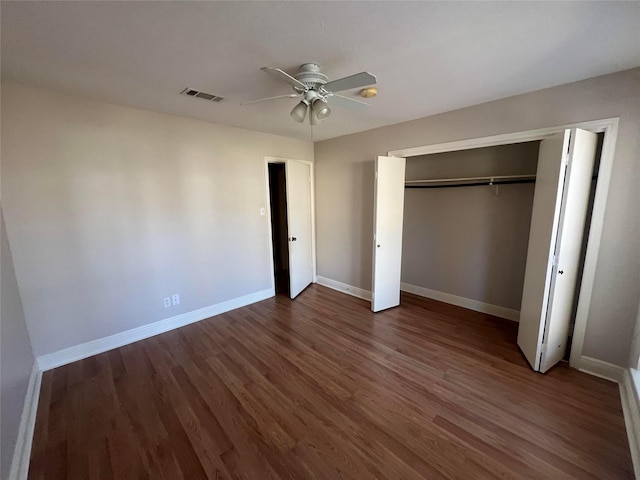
[388,117,619,370]
[264,157,317,296]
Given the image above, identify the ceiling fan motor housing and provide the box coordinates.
[294,63,328,91]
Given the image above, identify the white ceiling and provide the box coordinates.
[2,1,639,142]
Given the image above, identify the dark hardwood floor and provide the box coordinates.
[29,285,633,479]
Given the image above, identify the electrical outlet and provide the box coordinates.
[172,294,180,306]
[163,297,171,308]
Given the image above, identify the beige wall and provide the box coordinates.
[1,208,35,479]
[1,84,313,357]
[402,143,538,311]
[315,68,640,367]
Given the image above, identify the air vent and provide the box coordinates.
[180,87,224,102]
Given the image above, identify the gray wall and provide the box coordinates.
[1,83,313,357]
[314,68,640,367]
[1,208,35,480]
[402,143,538,311]
[404,142,539,180]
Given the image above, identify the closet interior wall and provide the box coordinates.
[402,141,540,316]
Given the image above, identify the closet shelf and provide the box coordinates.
[405,174,536,189]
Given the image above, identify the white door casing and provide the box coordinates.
[286,159,314,299]
[517,128,598,372]
[371,156,406,312]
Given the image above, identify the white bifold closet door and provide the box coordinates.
[518,128,598,373]
[371,156,406,312]
[286,160,314,299]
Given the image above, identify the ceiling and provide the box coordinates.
[2,2,639,142]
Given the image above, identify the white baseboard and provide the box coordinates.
[575,356,625,383]
[313,278,521,322]
[400,282,520,322]
[9,362,42,480]
[36,288,274,371]
[569,360,639,475]
[316,276,371,301]
[620,369,640,478]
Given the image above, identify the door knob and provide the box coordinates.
[377,244,381,248]
[291,237,297,241]
[558,270,564,275]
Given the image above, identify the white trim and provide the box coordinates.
[576,355,625,383]
[307,160,318,283]
[9,362,42,480]
[400,282,520,322]
[388,118,617,158]
[386,118,620,372]
[36,288,273,371]
[620,369,640,478]
[316,276,372,301]
[568,118,619,368]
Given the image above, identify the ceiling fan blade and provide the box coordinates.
[323,72,376,93]
[327,94,370,111]
[261,67,308,90]
[241,93,301,106]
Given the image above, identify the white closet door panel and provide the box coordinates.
[372,156,406,312]
[518,131,570,370]
[540,128,598,373]
[286,160,313,299]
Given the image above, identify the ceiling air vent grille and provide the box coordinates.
[181,87,224,102]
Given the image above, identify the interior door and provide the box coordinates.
[371,155,406,312]
[539,129,597,372]
[517,128,598,372]
[286,160,313,299]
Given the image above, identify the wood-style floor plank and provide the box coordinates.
[29,285,633,479]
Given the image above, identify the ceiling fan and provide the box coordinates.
[243,63,377,124]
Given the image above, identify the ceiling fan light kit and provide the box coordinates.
[248,63,377,125]
[291,98,331,124]
[312,99,331,120]
[290,100,308,122]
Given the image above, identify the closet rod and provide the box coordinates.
[405,178,536,189]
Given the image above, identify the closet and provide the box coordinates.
[371,125,606,373]
[402,141,540,321]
